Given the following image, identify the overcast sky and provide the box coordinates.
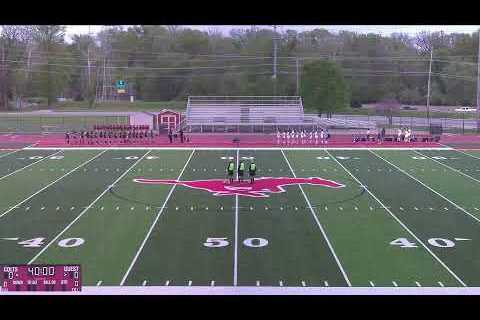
[66,25,480,42]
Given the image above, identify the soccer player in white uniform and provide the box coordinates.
[314,129,318,145]
[276,130,281,145]
[320,129,325,144]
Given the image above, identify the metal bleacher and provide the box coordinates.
[183,96,376,133]
[185,96,318,133]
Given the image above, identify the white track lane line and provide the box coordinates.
[414,150,480,185]
[28,150,151,264]
[119,149,195,286]
[26,147,452,151]
[234,149,239,286]
[281,149,351,287]
[371,150,480,225]
[326,150,466,287]
[0,150,108,220]
[0,150,63,182]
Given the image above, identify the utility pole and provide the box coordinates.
[273,25,277,80]
[273,25,278,96]
[426,46,433,127]
[296,57,300,96]
[476,30,480,133]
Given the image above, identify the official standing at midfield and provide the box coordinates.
[249,161,257,184]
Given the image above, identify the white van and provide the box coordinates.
[454,106,477,112]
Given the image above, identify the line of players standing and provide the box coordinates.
[276,128,330,145]
[65,125,156,145]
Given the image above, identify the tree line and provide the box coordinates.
[0,25,479,111]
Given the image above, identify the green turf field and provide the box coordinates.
[2,147,480,290]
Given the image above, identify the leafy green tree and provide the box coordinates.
[300,59,350,117]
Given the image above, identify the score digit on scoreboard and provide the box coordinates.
[1,265,81,292]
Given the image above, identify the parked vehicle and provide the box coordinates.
[454,106,477,112]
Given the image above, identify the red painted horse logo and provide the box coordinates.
[133,176,345,198]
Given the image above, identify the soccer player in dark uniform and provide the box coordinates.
[168,129,173,143]
[227,160,235,184]
[180,129,184,143]
[249,161,257,184]
[238,161,245,183]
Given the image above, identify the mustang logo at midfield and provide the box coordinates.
[133,176,345,198]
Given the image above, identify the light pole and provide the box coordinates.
[426,46,433,128]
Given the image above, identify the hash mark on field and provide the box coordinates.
[56,207,60,211]
[40,206,45,211]
[369,281,375,287]
[324,281,329,287]
[96,281,102,286]
[25,207,30,211]
[414,207,418,210]
[116,206,119,211]
[165,280,170,286]
[100,207,104,211]
[475,208,479,211]
[354,206,358,211]
[142,280,147,286]
[70,206,75,210]
[399,207,404,211]
[392,281,398,287]
[256,281,260,287]
[415,281,422,287]
[438,281,445,287]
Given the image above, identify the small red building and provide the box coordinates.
[156,109,182,131]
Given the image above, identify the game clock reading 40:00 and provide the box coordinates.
[1,265,81,292]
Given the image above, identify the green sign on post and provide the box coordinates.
[116,80,126,89]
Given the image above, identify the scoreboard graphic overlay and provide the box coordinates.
[1,265,81,292]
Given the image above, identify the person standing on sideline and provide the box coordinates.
[180,129,184,143]
[168,128,173,143]
[238,161,245,183]
[249,161,257,184]
[226,160,235,184]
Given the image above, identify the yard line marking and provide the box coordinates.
[451,148,480,161]
[120,150,195,286]
[0,150,63,182]
[96,281,102,286]
[234,149,240,286]
[142,280,147,286]
[0,148,23,159]
[282,149,351,287]
[328,150,467,287]
[414,150,480,185]
[371,150,480,226]
[438,281,445,287]
[392,281,398,287]
[415,281,422,287]
[28,150,151,265]
[0,150,107,220]
[369,281,375,287]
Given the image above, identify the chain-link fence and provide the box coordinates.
[0,115,130,133]
[330,114,480,134]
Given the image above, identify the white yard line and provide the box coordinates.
[0,150,63,182]
[281,149,351,287]
[28,150,151,264]
[119,149,195,286]
[370,150,480,225]
[414,150,480,185]
[326,150,466,287]
[234,149,239,286]
[0,150,108,220]
[0,148,24,159]
[451,148,480,161]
